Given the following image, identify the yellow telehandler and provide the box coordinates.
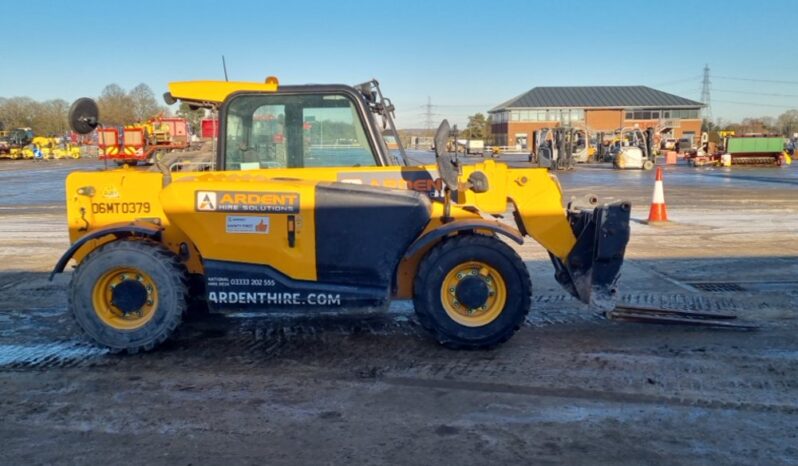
[53,77,631,353]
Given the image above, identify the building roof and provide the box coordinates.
[491,86,704,111]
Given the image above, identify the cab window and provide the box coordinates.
[224,93,377,170]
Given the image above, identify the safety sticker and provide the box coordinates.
[196,191,300,213]
[226,215,270,234]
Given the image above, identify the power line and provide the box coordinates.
[413,103,491,108]
[428,104,492,108]
[651,76,703,87]
[713,88,798,98]
[714,75,798,85]
[713,99,798,109]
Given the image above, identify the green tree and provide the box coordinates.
[462,113,490,140]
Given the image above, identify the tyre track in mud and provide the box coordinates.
[1,161,798,464]
[379,376,798,415]
[0,291,782,370]
[1,291,796,417]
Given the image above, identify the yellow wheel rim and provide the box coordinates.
[440,261,507,327]
[92,267,158,330]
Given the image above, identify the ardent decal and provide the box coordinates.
[336,169,443,198]
[195,190,300,213]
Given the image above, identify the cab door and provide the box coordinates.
[220,89,386,171]
[161,89,406,309]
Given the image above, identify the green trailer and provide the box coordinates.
[726,137,784,154]
[687,135,789,167]
[725,136,787,166]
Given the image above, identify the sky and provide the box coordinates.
[1,0,797,128]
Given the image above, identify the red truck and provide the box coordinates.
[98,117,190,165]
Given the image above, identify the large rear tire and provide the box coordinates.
[413,234,532,349]
[69,240,187,353]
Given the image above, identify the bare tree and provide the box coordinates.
[97,84,136,127]
[1,82,167,136]
[129,83,162,121]
[0,97,38,129]
[735,117,778,134]
[777,110,798,136]
[33,99,70,136]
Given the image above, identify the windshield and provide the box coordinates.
[224,93,378,170]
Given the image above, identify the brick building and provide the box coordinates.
[488,86,703,149]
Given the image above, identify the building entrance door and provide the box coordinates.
[515,133,528,150]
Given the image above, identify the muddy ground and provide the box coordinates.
[1,157,797,465]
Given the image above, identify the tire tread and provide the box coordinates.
[68,239,188,354]
[412,234,532,349]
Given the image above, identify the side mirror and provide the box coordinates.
[163,92,177,105]
[433,119,449,159]
[434,120,458,189]
[68,98,100,135]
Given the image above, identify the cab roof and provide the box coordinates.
[167,77,280,105]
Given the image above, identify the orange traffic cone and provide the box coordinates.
[647,167,669,223]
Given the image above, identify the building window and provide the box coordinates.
[492,111,509,123]
[670,109,700,119]
[625,109,678,120]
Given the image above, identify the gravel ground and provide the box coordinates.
[1,157,797,465]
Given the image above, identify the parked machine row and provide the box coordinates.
[0,127,82,160]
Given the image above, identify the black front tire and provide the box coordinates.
[413,234,532,349]
[69,240,188,353]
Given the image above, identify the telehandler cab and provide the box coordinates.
[54,77,631,353]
